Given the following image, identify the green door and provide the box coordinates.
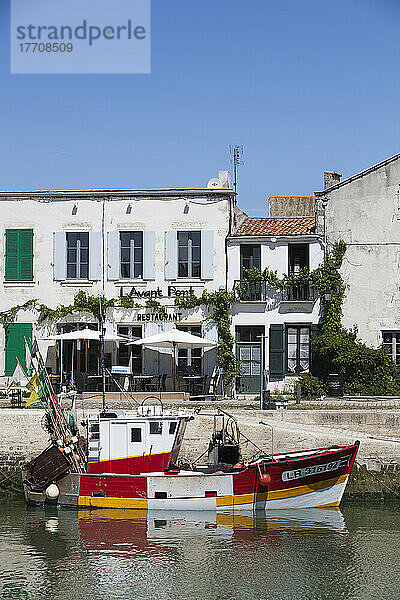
[5,323,32,375]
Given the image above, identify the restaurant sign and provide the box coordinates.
[136,312,183,322]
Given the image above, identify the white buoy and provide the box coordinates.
[45,483,59,500]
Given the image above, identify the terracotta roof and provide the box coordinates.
[235,216,315,236]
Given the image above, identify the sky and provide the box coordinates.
[0,0,399,215]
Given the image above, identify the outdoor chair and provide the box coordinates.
[159,373,167,392]
[145,375,161,392]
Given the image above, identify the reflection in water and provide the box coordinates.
[0,502,399,600]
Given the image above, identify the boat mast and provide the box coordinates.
[99,295,106,413]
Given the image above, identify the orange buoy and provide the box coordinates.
[233,462,243,469]
[259,473,271,486]
[214,470,224,475]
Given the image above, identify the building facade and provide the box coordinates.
[315,153,400,361]
[0,172,234,389]
[227,216,324,394]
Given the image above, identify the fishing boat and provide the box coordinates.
[21,338,359,511]
[23,398,359,511]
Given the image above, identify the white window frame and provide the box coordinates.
[120,231,143,280]
[66,231,89,280]
[177,230,201,279]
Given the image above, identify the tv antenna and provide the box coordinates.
[229,145,244,195]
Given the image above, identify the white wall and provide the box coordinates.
[318,156,400,347]
[0,192,232,376]
[227,236,323,390]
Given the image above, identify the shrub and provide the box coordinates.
[313,326,400,396]
[297,375,325,401]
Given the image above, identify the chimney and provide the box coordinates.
[324,171,342,189]
[218,170,231,189]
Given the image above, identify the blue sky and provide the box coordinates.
[0,0,399,215]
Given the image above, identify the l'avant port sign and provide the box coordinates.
[10,0,151,74]
[122,286,197,300]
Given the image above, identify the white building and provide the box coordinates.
[228,216,324,394]
[315,152,400,361]
[0,172,234,391]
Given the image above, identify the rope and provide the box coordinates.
[356,460,400,499]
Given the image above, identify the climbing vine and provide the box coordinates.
[240,239,347,335]
[0,291,166,327]
[0,299,38,327]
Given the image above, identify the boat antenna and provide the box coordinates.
[99,295,106,413]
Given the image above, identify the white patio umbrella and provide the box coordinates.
[127,327,217,390]
[41,328,130,383]
[43,328,128,342]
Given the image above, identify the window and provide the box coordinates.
[169,421,178,435]
[178,231,201,278]
[131,428,142,442]
[117,326,142,374]
[66,232,89,279]
[288,244,309,274]
[286,326,310,373]
[150,421,163,435]
[5,229,33,281]
[382,331,400,364]
[240,244,261,279]
[176,325,202,374]
[120,232,143,279]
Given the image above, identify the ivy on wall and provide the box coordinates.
[0,291,164,327]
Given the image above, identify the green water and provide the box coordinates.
[0,501,399,600]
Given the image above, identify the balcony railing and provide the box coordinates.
[282,284,317,302]
[233,280,267,302]
[233,280,317,303]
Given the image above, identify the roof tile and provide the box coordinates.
[236,216,315,236]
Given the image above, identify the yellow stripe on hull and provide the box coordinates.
[79,496,148,509]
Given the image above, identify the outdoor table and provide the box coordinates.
[182,375,203,395]
[131,375,154,392]
[87,374,111,392]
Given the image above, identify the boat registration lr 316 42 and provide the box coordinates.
[281,456,351,482]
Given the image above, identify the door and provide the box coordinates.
[109,422,128,473]
[5,323,33,375]
[235,326,264,394]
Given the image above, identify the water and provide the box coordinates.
[0,502,399,600]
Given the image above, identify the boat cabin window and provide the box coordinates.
[150,421,163,435]
[169,421,177,435]
[131,427,142,443]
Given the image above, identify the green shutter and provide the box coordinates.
[5,229,33,281]
[311,323,325,379]
[5,323,33,376]
[19,229,33,281]
[269,324,284,378]
[5,230,19,281]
